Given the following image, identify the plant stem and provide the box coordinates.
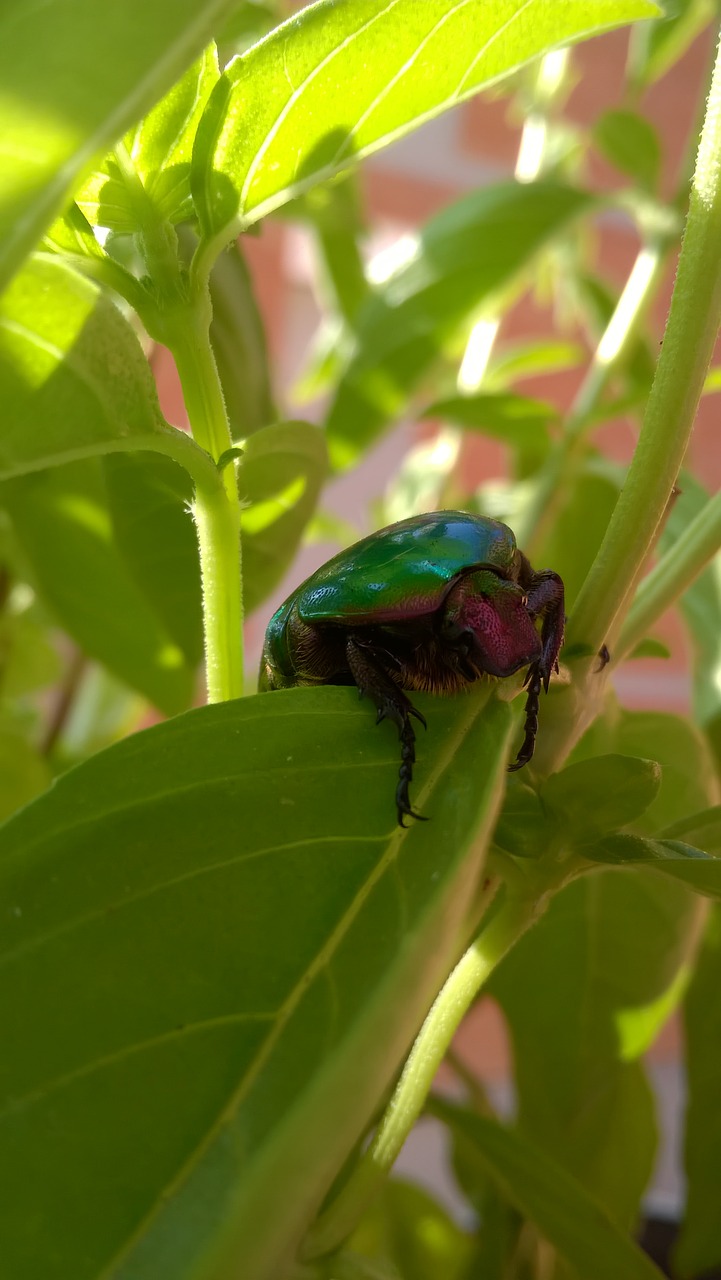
[302,890,543,1262]
[169,316,244,702]
[616,487,721,662]
[567,27,721,659]
[514,236,668,552]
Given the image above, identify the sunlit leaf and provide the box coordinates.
[0,0,240,290]
[192,0,658,243]
[0,685,511,1280]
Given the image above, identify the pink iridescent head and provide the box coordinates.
[441,569,542,678]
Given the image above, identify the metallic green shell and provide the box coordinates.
[260,512,519,687]
[296,511,516,623]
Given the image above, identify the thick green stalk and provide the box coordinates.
[616,488,721,662]
[567,28,721,658]
[169,316,244,702]
[302,890,543,1262]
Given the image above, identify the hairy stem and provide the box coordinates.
[568,28,721,658]
[169,317,244,702]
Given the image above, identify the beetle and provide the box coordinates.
[259,511,565,826]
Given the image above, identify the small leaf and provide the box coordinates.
[0,685,511,1280]
[326,181,594,468]
[541,754,661,843]
[0,0,241,290]
[191,0,659,242]
[661,804,721,853]
[583,833,721,898]
[420,392,556,455]
[0,256,164,478]
[492,776,556,859]
[239,421,327,613]
[487,339,585,384]
[593,109,661,192]
[43,203,106,260]
[432,1100,665,1280]
[628,637,671,659]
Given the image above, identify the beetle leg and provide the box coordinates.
[517,558,565,690]
[508,663,542,772]
[346,636,428,827]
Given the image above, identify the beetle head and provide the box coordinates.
[441,569,542,679]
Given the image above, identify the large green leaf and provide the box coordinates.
[489,868,700,1227]
[675,905,721,1277]
[326,182,594,468]
[191,0,658,243]
[0,460,197,714]
[0,256,164,476]
[0,684,512,1280]
[433,1100,665,1280]
[0,0,241,291]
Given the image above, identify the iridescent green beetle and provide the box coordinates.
[259,511,565,825]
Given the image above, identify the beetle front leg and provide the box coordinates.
[508,664,542,772]
[518,558,565,689]
[346,636,427,827]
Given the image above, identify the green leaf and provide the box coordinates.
[77,49,221,230]
[487,339,585,385]
[0,684,511,1280]
[239,421,327,614]
[583,832,721,898]
[570,705,716,835]
[541,754,662,843]
[420,392,556,456]
[326,182,594,468]
[206,238,275,438]
[192,0,659,243]
[628,636,671,659]
[0,0,240,291]
[103,452,203,667]
[43,203,107,261]
[661,803,721,851]
[629,0,715,87]
[0,724,51,823]
[593,109,661,192]
[347,1178,472,1280]
[489,868,700,1225]
[0,256,164,478]
[0,460,196,715]
[492,775,556,859]
[676,906,721,1276]
[432,1100,665,1280]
